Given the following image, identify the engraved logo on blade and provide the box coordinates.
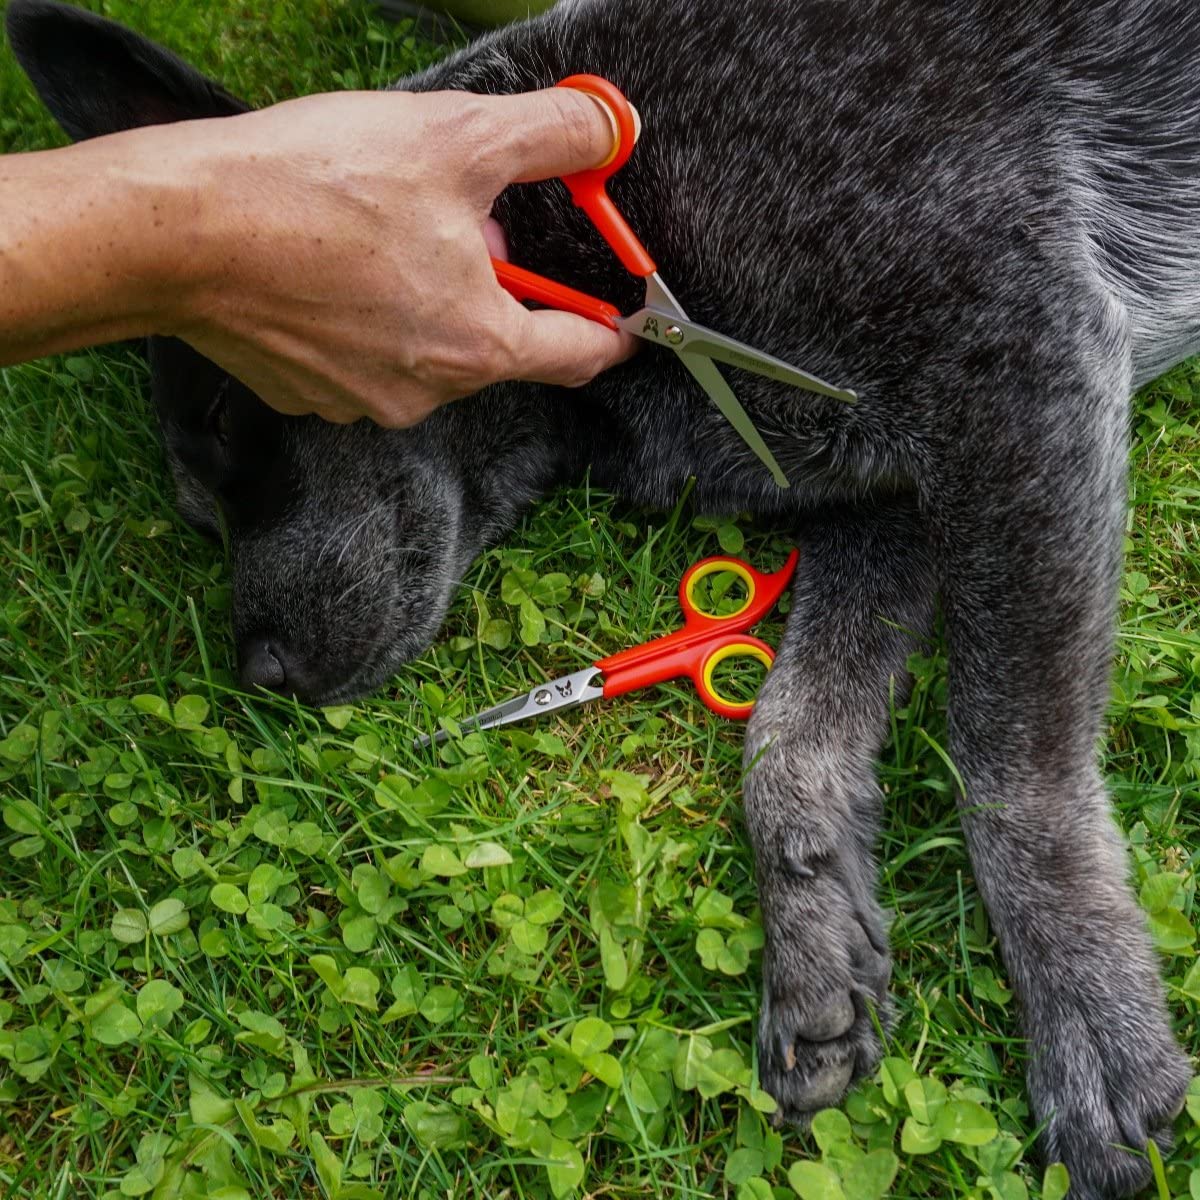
[726,348,770,374]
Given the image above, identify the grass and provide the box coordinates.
[1,2,1199,1198]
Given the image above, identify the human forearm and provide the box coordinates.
[0,83,634,425]
[0,124,200,361]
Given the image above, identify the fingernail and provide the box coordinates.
[582,94,642,169]
[581,92,620,165]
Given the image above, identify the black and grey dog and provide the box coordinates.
[7,0,1196,1194]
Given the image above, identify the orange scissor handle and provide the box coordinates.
[492,260,621,329]
[494,75,654,322]
[696,635,776,720]
[596,549,799,720]
[676,551,799,632]
[556,75,656,278]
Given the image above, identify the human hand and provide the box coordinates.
[165,87,639,426]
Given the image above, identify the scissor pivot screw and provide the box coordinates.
[665,324,684,345]
[534,689,552,706]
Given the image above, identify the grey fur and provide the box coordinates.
[6,0,1196,1195]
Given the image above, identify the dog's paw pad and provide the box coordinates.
[759,984,885,1125]
[785,1053,857,1113]
[1031,996,1191,1199]
[794,992,856,1043]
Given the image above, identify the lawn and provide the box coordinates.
[1,2,1199,1198]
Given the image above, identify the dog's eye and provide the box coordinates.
[205,379,231,447]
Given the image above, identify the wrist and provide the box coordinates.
[0,125,213,359]
[95,120,224,339]
[138,109,299,345]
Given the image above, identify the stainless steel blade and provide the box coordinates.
[619,305,857,405]
[627,273,790,488]
[673,352,791,489]
[682,333,855,403]
[413,666,605,749]
[644,270,689,317]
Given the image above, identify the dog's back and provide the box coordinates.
[1054,1,1200,384]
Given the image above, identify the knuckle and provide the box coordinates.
[435,318,514,392]
[432,95,501,184]
[479,321,522,382]
[371,404,418,429]
[450,95,494,151]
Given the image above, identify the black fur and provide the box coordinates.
[7,1,1196,1195]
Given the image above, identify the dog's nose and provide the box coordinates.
[239,638,288,692]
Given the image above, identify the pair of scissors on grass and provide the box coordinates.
[492,75,857,491]
[415,549,798,749]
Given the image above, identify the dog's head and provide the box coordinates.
[6,0,579,703]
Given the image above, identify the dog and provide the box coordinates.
[7,0,1197,1195]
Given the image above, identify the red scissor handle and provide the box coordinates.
[493,261,621,328]
[556,74,656,278]
[493,74,655,324]
[596,550,799,720]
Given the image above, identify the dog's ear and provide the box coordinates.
[5,0,250,142]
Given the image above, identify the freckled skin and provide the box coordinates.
[8,2,1199,1196]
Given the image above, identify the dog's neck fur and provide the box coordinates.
[415,382,600,543]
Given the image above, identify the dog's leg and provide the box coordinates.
[747,498,935,1120]
[933,369,1191,1199]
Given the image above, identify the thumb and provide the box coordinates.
[482,86,641,189]
[508,305,638,388]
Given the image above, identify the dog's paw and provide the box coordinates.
[755,867,891,1124]
[1029,992,1192,1199]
